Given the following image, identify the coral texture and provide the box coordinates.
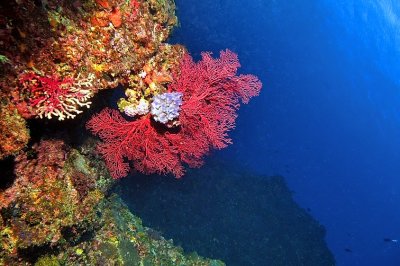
[49,195,225,266]
[0,139,112,261]
[1,0,178,119]
[0,103,29,159]
[0,0,181,155]
[17,72,93,120]
[87,50,262,178]
[124,98,150,117]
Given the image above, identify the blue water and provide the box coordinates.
[169,1,400,265]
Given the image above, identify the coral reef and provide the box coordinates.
[50,195,224,265]
[0,102,29,159]
[0,0,261,178]
[1,0,177,93]
[0,139,112,263]
[87,50,262,179]
[0,0,181,155]
[0,139,224,265]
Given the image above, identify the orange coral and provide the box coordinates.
[110,7,122,28]
[152,71,173,83]
[91,11,109,27]
[95,0,111,9]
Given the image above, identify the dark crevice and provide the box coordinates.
[17,243,57,264]
[0,156,16,190]
[26,88,114,149]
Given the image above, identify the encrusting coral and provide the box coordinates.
[0,102,30,159]
[0,139,111,259]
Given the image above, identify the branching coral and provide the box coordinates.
[87,50,261,178]
[17,72,94,120]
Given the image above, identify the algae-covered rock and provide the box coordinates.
[0,139,114,264]
[35,255,60,266]
[0,139,224,265]
[58,195,224,266]
[0,102,29,159]
[117,161,335,266]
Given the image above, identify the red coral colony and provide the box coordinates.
[87,50,262,179]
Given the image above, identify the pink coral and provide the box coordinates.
[87,112,183,178]
[169,50,262,148]
[87,50,262,178]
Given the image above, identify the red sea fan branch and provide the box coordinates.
[169,50,262,149]
[86,108,131,178]
[87,50,262,178]
[87,108,184,178]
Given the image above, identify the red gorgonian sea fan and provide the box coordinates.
[87,50,262,179]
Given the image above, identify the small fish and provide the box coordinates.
[384,238,398,243]
[344,248,352,253]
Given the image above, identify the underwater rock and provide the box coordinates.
[0,139,224,265]
[0,102,30,159]
[48,195,224,266]
[0,139,113,264]
[117,160,336,266]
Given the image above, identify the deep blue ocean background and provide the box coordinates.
[171,1,400,265]
[122,0,400,265]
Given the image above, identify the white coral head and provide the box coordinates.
[123,98,150,117]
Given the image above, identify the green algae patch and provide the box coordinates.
[35,255,60,266]
[58,195,224,266]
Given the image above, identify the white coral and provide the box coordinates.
[123,98,150,117]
